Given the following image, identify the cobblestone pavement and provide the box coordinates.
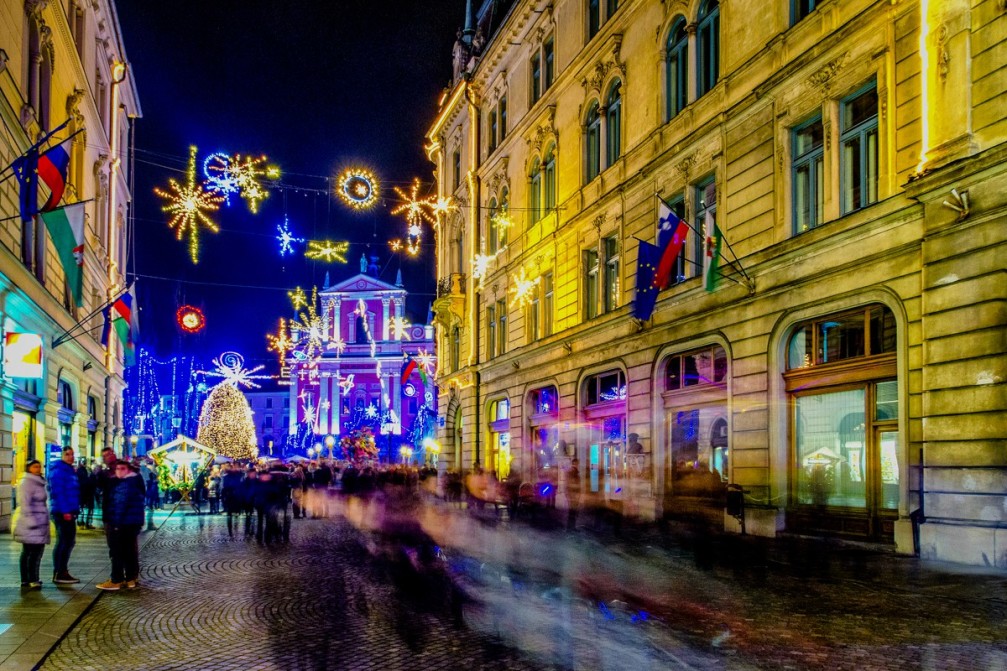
[39,501,1007,671]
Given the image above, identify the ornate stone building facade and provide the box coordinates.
[0,0,140,530]
[427,0,1006,566]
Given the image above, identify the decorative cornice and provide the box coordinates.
[807,52,848,95]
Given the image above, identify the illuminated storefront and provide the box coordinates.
[582,371,627,497]
[526,386,559,481]
[487,398,510,478]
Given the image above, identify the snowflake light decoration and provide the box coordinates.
[288,287,308,311]
[389,239,403,253]
[389,316,411,340]
[200,351,272,390]
[431,196,457,220]
[391,178,436,258]
[336,168,380,210]
[305,240,350,263]
[276,217,304,256]
[289,287,326,361]
[365,404,378,419]
[509,267,541,309]
[416,348,436,377]
[154,145,223,264]
[326,337,347,355]
[230,154,271,213]
[266,317,293,367]
[202,152,240,204]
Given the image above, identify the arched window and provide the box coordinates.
[665,18,688,121]
[487,197,499,253]
[585,102,601,182]
[605,81,622,166]
[697,0,720,97]
[543,144,557,212]
[58,379,75,412]
[529,157,543,221]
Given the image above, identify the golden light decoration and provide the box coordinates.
[416,348,436,376]
[431,196,457,219]
[491,207,513,242]
[154,145,223,264]
[391,178,437,258]
[336,168,380,210]
[289,287,325,361]
[326,336,347,355]
[389,316,411,340]
[288,287,308,311]
[509,267,541,309]
[230,154,272,213]
[176,305,206,333]
[266,317,293,364]
[471,252,500,289]
[305,240,350,263]
[389,239,403,252]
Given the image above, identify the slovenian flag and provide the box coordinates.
[702,211,723,293]
[400,354,417,386]
[102,285,139,367]
[39,203,86,307]
[38,140,72,212]
[654,199,690,290]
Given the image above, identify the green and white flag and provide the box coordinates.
[40,202,86,307]
[702,210,723,293]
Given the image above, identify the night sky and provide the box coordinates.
[116,1,466,367]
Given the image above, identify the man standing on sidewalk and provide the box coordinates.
[48,446,81,584]
[97,460,146,591]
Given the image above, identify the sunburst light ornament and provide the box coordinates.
[200,351,273,390]
[154,145,223,264]
[305,240,350,263]
[509,267,540,309]
[391,178,436,257]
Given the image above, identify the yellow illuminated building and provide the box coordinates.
[0,0,140,530]
[427,0,1006,566]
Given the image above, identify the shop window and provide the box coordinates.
[665,345,728,391]
[586,370,625,405]
[488,398,511,478]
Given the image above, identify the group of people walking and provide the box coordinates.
[13,446,147,592]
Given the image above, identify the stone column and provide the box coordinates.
[381,298,391,341]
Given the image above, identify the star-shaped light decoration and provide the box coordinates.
[431,196,457,220]
[154,145,224,264]
[305,240,350,263]
[391,178,437,258]
[266,318,293,376]
[230,154,272,213]
[389,239,403,253]
[326,337,347,355]
[338,374,355,397]
[389,316,411,340]
[365,404,378,419]
[288,287,308,311]
[509,267,541,309]
[276,217,304,256]
[290,287,326,361]
[200,351,273,390]
[416,348,436,377]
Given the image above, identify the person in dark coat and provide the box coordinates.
[76,462,95,529]
[97,460,146,591]
[240,469,259,539]
[14,460,50,588]
[220,465,245,537]
[95,447,118,526]
[48,446,81,584]
[312,463,332,517]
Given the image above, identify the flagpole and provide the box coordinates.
[0,121,76,186]
[0,197,97,227]
[51,284,130,349]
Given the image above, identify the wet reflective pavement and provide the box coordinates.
[38,500,1007,671]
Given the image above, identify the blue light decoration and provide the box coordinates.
[202,152,240,205]
[124,349,206,445]
[276,216,304,256]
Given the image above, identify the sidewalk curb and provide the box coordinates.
[3,507,177,671]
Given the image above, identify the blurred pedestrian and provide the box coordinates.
[241,468,259,540]
[145,469,160,510]
[312,462,332,518]
[221,464,244,538]
[77,460,96,529]
[207,467,221,514]
[49,446,81,584]
[97,460,146,591]
[566,458,582,531]
[14,460,49,589]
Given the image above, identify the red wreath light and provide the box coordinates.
[176,306,206,333]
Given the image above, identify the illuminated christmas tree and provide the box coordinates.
[196,383,257,460]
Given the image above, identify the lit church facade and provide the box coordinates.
[427,0,1006,566]
[287,263,437,462]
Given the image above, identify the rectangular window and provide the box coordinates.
[840,84,879,214]
[585,249,599,319]
[453,151,462,189]
[795,388,867,508]
[499,96,507,139]
[531,52,542,103]
[603,236,619,313]
[793,117,824,234]
[666,196,687,285]
[607,0,619,17]
[543,37,555,90]
[792,0,819,24]
[284,397,290,408]
[342,397,350,415]
[264,416,273,430]
[528,294,540,342]
[266,398,273,409]
[542,272,554,337]
[588,0,600,39]
[489,109,498,152]
[487,304,497,358]
[496,299,507,355]
[695,180,716,279]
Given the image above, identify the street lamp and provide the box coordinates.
[129,435,138,458]
[399,446,413,465]
[307,447,316,459]
[324,435,335,460]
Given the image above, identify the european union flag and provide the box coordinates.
[633,238,662,321]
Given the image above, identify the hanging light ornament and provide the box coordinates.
[230,154,273,213]
[509,267,541,309]
[154,145,224,264]
[266,318,293,376]
[304,240,350,263]
[176,305,206,334]
[276,216,304,256]
[336,168,380,210]
[199,351,273,390]
[391,178,437,257]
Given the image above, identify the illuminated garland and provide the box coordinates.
[154,145,223,264]
[305,240,350,263]
[336,168,380,210]
[176,305,206,333]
